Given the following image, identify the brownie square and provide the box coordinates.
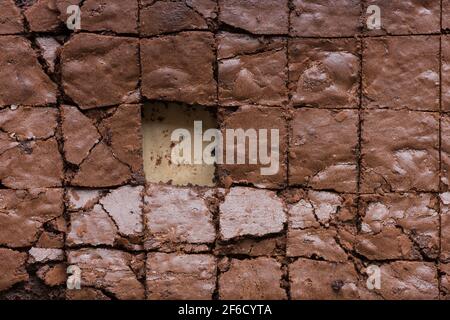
[289,108,358,193]
[289,259,375,300]
[217,105,287,188]
[219,257,287,299]
[63,104,143,187]
[441,115,450,190]
[289,38,360,109]
[143,184,215,251]
[287,189,357,261]
[442,36,450,111]
[0,36,57,106]
[440,193,450,262]
[377,262,439,300]
[61,34,139,109]
[219,187,286,241]
[290,0,361,37]
[24,0,62,32]
[140,0,216,36]
[361,109,439,193]
[219,0,289,35]
[80,0,138,34]
[363,36,439,111]
[0,188,64,248]
[441,264,450,299]
[443,0,450,30]
[0,248,28,293]
[0,0,24,34]
[67,186,144,250]
[141,31,216,106]
[147,253,216,300]
[357,193,439,260]
[363,0,440,35]
[0,106,63,189]
[67,249,145,300]
[218,33,287,106]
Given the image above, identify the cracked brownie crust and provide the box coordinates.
[1,0,449,301]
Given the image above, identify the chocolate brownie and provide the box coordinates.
[376,262,439,300]
[0,248,29,292]
[64,104,143,187]
[219,257,287,299]
[146,253,216,300]
[289,108,358,192]
[0,106,63,188]
[0,36,57,106]
[363,36,439,111]
[81,0,138,34]
[289,38,360,109]
[357,193,439,260]
[67,249,145,300]
[0,0,24,34]
[61,34,139,109]
[219,187,286,241]
[140,0,216,36]
[440,193,450,262]
[219,0,289,35]
[290,0,361,37]
[143,184,215,251]
[442,36,450,111]
[217,105,287,188]
[0,188,64,248]
[361,109,439,193]
[24,0,61,32]
[287,189,357,261]
[363,0,440,35]
[441,263,450,299]
[289,259,375,300]
[444,0,450,30]
[141,32,216,106]
[67,186,144,250]
[218,33,287,106]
